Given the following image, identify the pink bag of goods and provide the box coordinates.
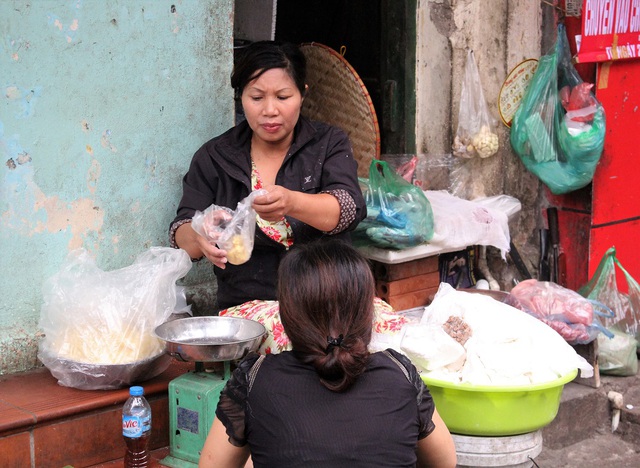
[506,279,613,345]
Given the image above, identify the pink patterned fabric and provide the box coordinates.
[252,162,294,248]
[219,297,406,354]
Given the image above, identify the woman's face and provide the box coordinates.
[241,68,304,146]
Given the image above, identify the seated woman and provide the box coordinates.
[170,41,366,312]
[199,239,457,468]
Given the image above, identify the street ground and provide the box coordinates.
[534,363,640,468]
[534,431,640,467]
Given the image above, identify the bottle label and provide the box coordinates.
[123,414,151,438]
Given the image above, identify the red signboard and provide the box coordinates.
[576,0,640,63]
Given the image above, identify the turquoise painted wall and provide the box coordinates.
[0,0,233,373]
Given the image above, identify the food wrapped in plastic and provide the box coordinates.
[505,279,613,345]
[38,247,192,390]
[375,283,593,387]
[191,190,267,265]
[510,24,605,194]
[452,50,499,159]
[578,246,640,376]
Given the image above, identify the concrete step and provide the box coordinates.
[532,363,640,467]
[541,362,640,450]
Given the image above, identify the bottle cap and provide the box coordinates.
[129,386,144,396]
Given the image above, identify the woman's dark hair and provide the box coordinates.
[230,41,307,101]
[277,239,375,392]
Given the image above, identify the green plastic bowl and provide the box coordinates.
[422,369,578,436]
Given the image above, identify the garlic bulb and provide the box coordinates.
[453,125,499,158]
[470,126,499,158]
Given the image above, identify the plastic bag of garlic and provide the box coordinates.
[452,50,500,159]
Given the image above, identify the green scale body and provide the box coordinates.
[161,363,230,468]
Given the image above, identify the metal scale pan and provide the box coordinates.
[154,315,266,363]
[153,316,266,468]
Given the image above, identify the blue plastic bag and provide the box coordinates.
[354,160,434,249]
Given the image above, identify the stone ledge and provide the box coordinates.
[0,360,191,466]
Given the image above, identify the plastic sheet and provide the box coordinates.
[38,247,192,389]
[374,283,593,386]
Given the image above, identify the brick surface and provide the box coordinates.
[0,361,187,466]
[0,401,34,436]
[0,431,31,467]
[33,397,169,467]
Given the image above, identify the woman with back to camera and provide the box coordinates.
[199,239,457,468]
[170,41,366,311]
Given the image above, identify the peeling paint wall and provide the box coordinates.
[0,0,233,374]
[416,0,546,286]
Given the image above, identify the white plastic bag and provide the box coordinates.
[400,324,466,372]
[597,326,638,376]
[38,247,192,389]
[416,283,593,385]
[191,189,267,265]
[425,190,514,259]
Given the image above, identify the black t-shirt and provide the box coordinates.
[215,349,435,468]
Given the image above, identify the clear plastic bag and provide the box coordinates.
[38,247,192,389]
[191,189,266,265]
[579,247,640,339]
[578,247,640,376]
[597,326,638,376]
[505,279,613,345]
[354,160,435,249]
[452,50,499,159]
[510,24,605,194]
[413,154,454,191]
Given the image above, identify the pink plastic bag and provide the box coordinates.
[506,279,612,345]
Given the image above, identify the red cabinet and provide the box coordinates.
[590,60,640,290]
[548,2,640,292]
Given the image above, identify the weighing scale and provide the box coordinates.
[154,316,266,468]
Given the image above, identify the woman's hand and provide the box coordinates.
[175,221,228,269]
[252,185,292,222]
[196,233,228,269]
[252,185,341,232]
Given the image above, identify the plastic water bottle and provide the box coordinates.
[122,385,151,468]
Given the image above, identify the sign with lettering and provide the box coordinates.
[577,0,640,63]
[498,59,539,127]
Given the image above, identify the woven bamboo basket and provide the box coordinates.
[300,43,380,178]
